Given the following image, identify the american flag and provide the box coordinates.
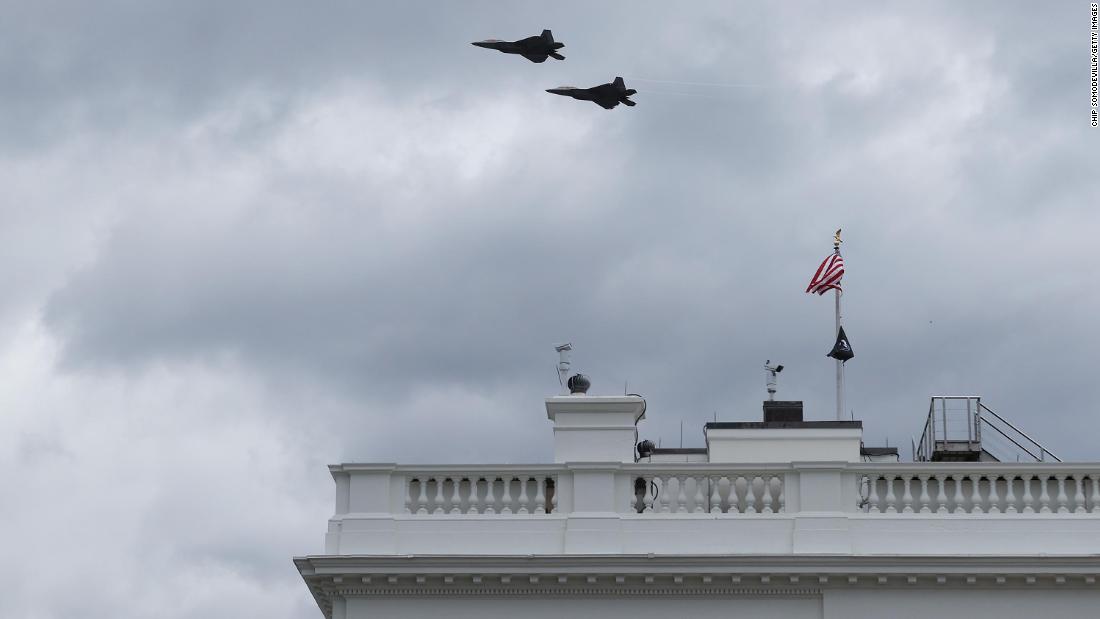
[806,251,844,295]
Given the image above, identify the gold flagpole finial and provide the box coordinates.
[833,228,842,250]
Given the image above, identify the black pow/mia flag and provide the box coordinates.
[827,326,855,362]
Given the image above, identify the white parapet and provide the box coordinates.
[320,461,1100,557]
[705,422,863,463]
[545,395,645,463]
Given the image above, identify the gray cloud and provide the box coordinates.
[3,2,1098,617]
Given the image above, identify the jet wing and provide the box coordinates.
[596,99,619,110]
[521,52,549,63]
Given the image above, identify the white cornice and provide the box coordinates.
[295,554,1100,618]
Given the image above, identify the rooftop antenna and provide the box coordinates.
[764,360,784,401]
[555,343,573,395]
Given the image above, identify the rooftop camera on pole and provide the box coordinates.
[764,360,784,401]
[555,343,572,394]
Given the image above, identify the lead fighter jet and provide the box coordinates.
[546,77,637,109]
[471,29,565,63]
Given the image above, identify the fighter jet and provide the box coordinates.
[546,77,637,109]
[471,29,565,63]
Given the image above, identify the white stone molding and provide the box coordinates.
[296,555,1100,619]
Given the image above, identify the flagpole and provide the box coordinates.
[833,229,844,422]
[835,286,844,421]
[809,228,849,422]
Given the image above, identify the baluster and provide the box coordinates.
[643,476,656,513]
[516,478,530,514]
[500,476,514,514]
[433,477,446,515]
[709,476,722,514]
[744,476,759,514]
[550,478,558,513]
[901,476,914,514]
[1091,476,1100,514]
[987,475,1001,514]
[884,475,897,513]
[1022,474,1035,514]
[631,477,643,513]
[729,476,744,514]
[952,474,966,514]
[405,478,415,513]
[1004,475,1017,514]
[416,477,429,515]
[867,475,881,513]
[675,475,689,513]
[1056,475,1069,513]
[762,475,775,514]
[693,476,706,513]
[450,478,464,514]
[467,477,482,514]
[659,476,672,513]
[935,474,948,514]
[1039,476,1051,513]
[777,476,785,513]
[918,475,931,514]
[1073,474,1087,514]
[482,478,496,514]
[969,474,983,513]
[534,477,546,513]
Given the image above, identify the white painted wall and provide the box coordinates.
[342,596,823,619]
[335,590,1100,619]
[545,396,645,463]
[706,428,862,463]
[821,589,1100,619]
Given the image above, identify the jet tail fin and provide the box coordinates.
[613,76,626,91]
[542,29,554,43]
[623,99,636,106]
[549,51,565,60]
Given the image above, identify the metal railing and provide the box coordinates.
[980,403,1061,462]
[915,396,1060,463]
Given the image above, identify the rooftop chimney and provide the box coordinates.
[762,400,804,423]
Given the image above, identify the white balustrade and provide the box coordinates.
[627,471,785,514]
[854,466,1100,515]
[405,473,557,515]
[329,462,1100,559]
[373,464,1100,519]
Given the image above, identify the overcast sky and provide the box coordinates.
[2,1,1098,617]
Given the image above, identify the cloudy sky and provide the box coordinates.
[2,1,1098,616]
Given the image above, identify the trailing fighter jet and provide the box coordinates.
[471,29,565,63]
[546,77,637,109]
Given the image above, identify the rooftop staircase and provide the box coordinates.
[915,396,1060,463]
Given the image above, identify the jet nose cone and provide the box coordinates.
[471,41,491,48]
